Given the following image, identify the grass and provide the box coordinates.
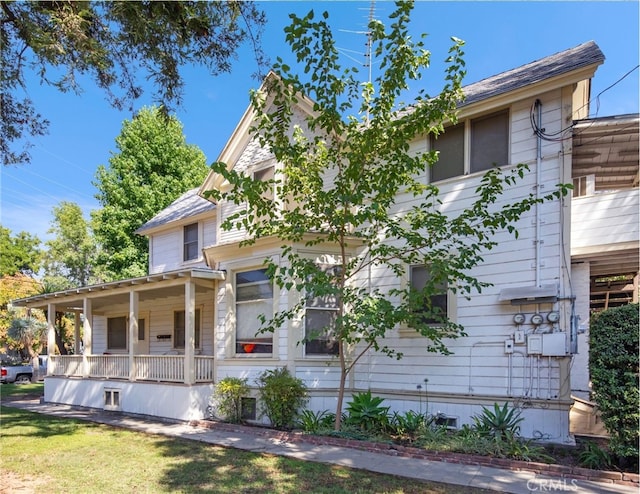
[0,405,494,494]
[0,381,44,398]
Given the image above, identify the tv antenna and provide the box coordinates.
[337,1,378,122]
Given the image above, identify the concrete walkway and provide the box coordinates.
[2,399,635,494]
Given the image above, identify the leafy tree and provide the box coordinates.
[1,1,267,165]
[8,316,47,362]
[207,2,570,429]
[43,201,99,289]
[0,226,42,276]
[0,273,42,351]
[589,303,639,466]
[92,106,209,280]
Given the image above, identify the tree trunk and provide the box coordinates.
[334,341,348,430]
[54,312,68,355]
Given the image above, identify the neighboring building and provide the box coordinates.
[13,41,639,443]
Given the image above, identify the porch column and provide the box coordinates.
[82,298,92,378]
[47,303,56,356]
[184,280,195,385]
[129,290,139,381]
[73,311,82,354]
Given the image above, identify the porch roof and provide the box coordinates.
[11,268,225,312]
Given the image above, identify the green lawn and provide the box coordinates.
[0,405,494,494]
[0,381,44,398]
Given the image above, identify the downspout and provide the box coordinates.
[535,99,543,288]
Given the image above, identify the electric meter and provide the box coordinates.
[531,314,544,326]
[513,313,526,325]
[547,311,560,323]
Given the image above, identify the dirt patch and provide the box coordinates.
[0,470,49,494]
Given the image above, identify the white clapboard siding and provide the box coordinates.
[150,222,213,274]
[571,188,639,252]
[150,230,180,274]
[203,217,217,248]
[91,294,215,356]
[340,94,567,402]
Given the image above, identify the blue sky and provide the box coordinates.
[2,1,638,242]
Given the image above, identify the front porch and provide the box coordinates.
[13,268,225,420]
[49,354,215,383]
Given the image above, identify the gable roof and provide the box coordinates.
[199,42,605,198]
[460,41,604,108]
[198,71,319,196]
[136,188,216,235]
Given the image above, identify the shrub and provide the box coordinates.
[589,303,639,464]
[296,409,331,433]
[389,410,430,440]
[256,367,308,429]
[211,377,250,423]
[472,402,524,441]
[578,441,612,470]
[344,390,390,432]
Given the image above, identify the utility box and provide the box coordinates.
[527,334,542,355]
[542,332,567,356]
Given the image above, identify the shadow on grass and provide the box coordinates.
[1,406,493,493]
[152,435,488,494]
[0,405,87,439]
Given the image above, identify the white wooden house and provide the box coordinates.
[13,41,639,442]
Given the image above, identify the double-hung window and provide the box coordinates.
[410,265,448,325]
[183,223,199,261]
[174,309,201,349]
[304,265,340,356]
[235,269,273,354]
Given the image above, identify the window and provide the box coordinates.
[430,123,464,182]
[470,110,509,173]
[104,388,121,410]
[410,265,448,325]
[254,165,275,202]
[235,269,273,354]
[183,223,199,261]
[107,316,127,350]
[428,110,509,182]
[241,397,257,420]
[572,175,595,197]
[174,309,201,349]
[305,265,340,356]
[138,319,146,341]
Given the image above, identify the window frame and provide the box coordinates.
[469,110,509,173]
[304,264,340,357]
[183,223,199,262]
[397,264,458,339]
[137,318,146,342]
[107,316,127,350]
[234,268,274,356]
[428,108,510,183]
[173,308,202,349]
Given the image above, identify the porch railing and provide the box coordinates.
[48,355,215,383]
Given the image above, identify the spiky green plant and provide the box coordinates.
[472,402,524,441]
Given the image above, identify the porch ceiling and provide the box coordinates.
[12,268,224,312]
[573,247,639,278]
[572,114,639,191]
